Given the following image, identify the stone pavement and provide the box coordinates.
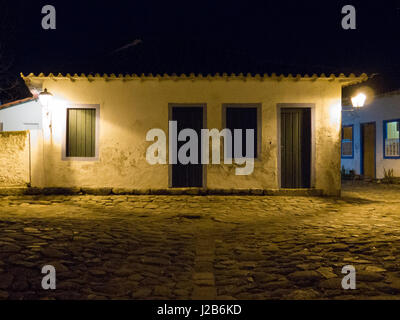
[1,181,400,300]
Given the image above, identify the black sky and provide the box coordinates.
[3,1,400,77]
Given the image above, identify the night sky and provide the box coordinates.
[2,0,400,100]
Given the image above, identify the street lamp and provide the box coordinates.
[351,93,366,108]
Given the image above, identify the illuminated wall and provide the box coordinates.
[22,74,362,195]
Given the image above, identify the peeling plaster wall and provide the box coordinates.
[30,78,342,195]
[0,131,30,186]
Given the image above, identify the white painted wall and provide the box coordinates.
[0,100,42,131]
[21,74,345,195]
[341,93,400,178]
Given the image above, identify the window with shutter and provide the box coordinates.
[341,125,353,158]
[384,119,400,158]
[66,108,96,158]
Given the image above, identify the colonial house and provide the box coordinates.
[341,89,400,179]
[0,72,368,196]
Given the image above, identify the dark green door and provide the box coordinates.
[281,108,311,188]
[172,107,203,187]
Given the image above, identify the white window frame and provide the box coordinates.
[384,119,400,159]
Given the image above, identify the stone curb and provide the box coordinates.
[0,187,324,197]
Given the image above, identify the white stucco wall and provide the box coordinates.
[22,74,355,195]
[0,100,42,131]
[342,94,400,179]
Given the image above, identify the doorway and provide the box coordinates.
[361,122,376,179]
[280,108,311,188]
[170,105,204,188]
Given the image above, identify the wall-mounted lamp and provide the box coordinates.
[351,93,366,108]
[39,88,53,129]
[39,88,53,106]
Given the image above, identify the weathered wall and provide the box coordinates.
[0,131,30,187]
[27,76,343,195]
[342,94,400,179]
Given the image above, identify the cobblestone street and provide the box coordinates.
[1,182,400,300]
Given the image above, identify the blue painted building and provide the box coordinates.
[341,90,400,179]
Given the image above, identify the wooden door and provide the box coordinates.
[171,106,203,187]
[281,108,311,188]
[361,123,376,179]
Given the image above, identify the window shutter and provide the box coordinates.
[67,109,96,157]
[341,126,353,157]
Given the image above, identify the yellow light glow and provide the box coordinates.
[39,88,53,107]
[329,101,342,126]
[351,93,366,108]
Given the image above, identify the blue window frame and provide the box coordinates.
[341,125,354,158]
[383,119,400,159]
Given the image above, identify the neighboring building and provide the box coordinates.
[10,72,367,195]
[341,91,400,179]
[0,97,42,132]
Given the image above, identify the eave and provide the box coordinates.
[21,72,369,86]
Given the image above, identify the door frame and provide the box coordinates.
[360,121,376,178]
[168,103,207,188]
[277,103,316,189]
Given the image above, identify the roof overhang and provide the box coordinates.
[21,72,369,87]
